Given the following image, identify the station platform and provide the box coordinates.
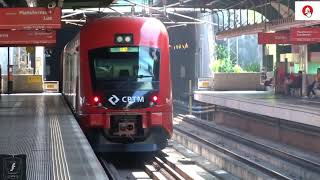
[0,94,108,180]
[194,91,320,128]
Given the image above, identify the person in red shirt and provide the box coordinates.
[284,71,302,95]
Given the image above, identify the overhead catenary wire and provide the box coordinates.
[124,0,217,25]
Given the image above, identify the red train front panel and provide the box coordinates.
[77,17,172,152]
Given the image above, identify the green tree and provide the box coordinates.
[216,44,228,60]
[211,44,238,73]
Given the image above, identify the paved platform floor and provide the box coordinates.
[194,91,320,127]
[0,94,108,180]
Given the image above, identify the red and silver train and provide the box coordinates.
[62,17,172,152]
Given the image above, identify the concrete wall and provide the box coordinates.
[1,75,43,93]
[213,73,260,91]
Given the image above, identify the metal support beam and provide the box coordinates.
[161,0,194,9]
[239,9,242,25]
[218,10,224,31]
[65,22,83,26]
[253,5,256,24]
[57,0,64,7]
[108,7,124,15]
[167,24,187,29]
[124,0,216,25]
[234,9,236,28]
[247,6,249,25]
[163,21,203,24]
[212,11,219,30]
[61,19,86,22]
[0,0,8,7]
[227,9,230,29]
[25,0,37,7]
[62,11,84,18]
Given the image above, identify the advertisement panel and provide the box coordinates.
[0,30,56,46]
[290,27,320,43]
[259,28,320,44]
[0,7,61,30]
[258,32,290,44]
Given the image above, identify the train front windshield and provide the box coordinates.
[89,47,160,91]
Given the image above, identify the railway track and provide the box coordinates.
[179,114,320,172]
[98,156,123,180]
[97,113,320,179]
[145,156,189,180]
[98,149,220,180]
[174,114,320,180]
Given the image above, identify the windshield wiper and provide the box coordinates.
[136,75,154,78]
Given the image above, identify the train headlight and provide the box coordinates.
[116,36,124,43]
[124,36,131,43]
[115,34,133,44]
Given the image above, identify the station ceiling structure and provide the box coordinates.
[0,0,115,8]
[0,0,318,38]
[0,0,294,20]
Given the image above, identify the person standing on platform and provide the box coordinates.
[0,65,1,98]
[306,68,320,98]
[284,71,302,95]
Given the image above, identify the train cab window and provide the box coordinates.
[89,46,160,90]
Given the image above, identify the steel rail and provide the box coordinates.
[174,126,291,180]
[97,156,122,180]
[179,115,320,173]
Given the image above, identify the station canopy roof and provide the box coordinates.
[0,0,115,8]
[0,0,297,26]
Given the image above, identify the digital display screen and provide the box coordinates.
[110,47,139,53]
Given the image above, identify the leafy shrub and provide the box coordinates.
[210,44,257,73]
[211,60,222,73]
[211,59,233,73]
[232,64,245,73]
[211,59,244,73]
[243,62,260,72]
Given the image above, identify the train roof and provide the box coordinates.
[81,16,166,31]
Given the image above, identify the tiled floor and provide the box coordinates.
[0,94,107,180]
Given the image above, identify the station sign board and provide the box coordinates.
[258,32,290,44]
[290,27,320,43]
[0,30,56,46]
[0,7,61,30]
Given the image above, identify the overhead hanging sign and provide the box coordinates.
[0,30,56,46]
[258,32,290,44]
[0,7,61,30]
[290,27,320,43]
